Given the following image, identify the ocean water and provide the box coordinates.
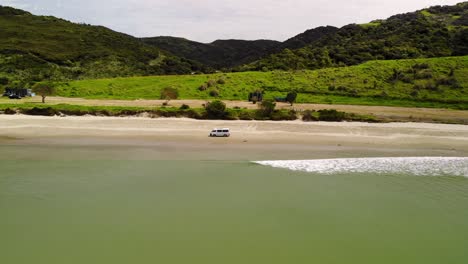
[1,145,468,264]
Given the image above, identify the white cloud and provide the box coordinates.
[0,0,463,42]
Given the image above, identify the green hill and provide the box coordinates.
[1,2,467,85]
[243,2,468,71]
[54,56,468,109]
[141,37,280,69]
[0,6,205,84]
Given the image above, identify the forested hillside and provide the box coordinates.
[0,2,467,86]
[141,37,280,69]
[243,2,468,71]
[0,6,206,85]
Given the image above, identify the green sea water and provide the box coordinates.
[1,145,468,264]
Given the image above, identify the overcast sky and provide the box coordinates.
[0,0,463,42]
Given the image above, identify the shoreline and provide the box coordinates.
[1,115,467,160]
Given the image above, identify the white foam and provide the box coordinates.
[255,157,468,177]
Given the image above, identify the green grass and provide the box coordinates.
[359,22,381,29]
[53,56,468,109]
[420,10,433,17]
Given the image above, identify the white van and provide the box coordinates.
[209,128,230,137]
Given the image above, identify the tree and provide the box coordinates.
[259,99,276,117]
[286,91,297,106]
[205,100,226,119]
[32,82,56,103]
[160,87,179,104]
[0,77,8,86]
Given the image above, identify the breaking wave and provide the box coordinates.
[255,157,468,177]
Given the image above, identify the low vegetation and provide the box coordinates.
[48,56,468,109]
[0,102,378,122]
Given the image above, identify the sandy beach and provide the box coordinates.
[1,115,467,160]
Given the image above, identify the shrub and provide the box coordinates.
[415,70,433,79]
[302,110,318,121]
[328,85,336,91]
[258,99,276,117]
[337,86,348,92]
[185,109,202,119]
[410,90,419,97]
[198,84,207,91]
[207,80,216,87]
[318,109,346,121]
[437,77,460,88]
[400,75,413,83]
[238,111,254,120]
[4,108,16,115]
[160,87,179,101]
[413,83,424,90]
[209,88,219,97]
[270,110,297,121]
[425,81,438,91]
[24,107,57,116]
[412,63,430,70]
[205,100,226,119]
[179,104,190,110]
[217,78,226,84]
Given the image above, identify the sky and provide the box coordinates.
[0,0,464,42]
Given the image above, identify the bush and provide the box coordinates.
[258,99,276,117]
[413,83,424,90]
[209,88,219,97]
[24,107,57,116]
[412,63,430,70]
[270,110,297,121]
[217,78,226,84]
[415,70,433,79]
[179,104,190,110]
[238,111,254,120]
[400,75,413,83]
[205,100,226,119]
[425,81,438,91]
[337,86,348,92]
[4,108,16,115]
[160,87,179,100]
[198,84,207,91]
[302,110,318,121]
[437,77,460,88]
[207,80,216,87]
[185,109,202,119]
[318,109,346,121]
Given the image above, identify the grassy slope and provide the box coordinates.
[56,56,468,109]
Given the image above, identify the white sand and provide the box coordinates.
[1,115,467,160]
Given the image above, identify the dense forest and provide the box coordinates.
[243,2,468,71]
[0,6,207,86]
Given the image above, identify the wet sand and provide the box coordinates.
[1,115,467,161]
